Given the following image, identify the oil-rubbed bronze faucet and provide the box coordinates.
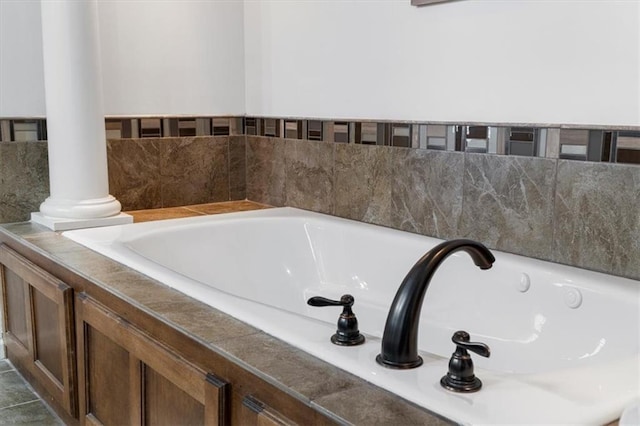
[376,239,495,369]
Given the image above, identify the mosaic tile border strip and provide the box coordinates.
[1,116,639,165]
[0,117,243,142]
[245,117,640,165]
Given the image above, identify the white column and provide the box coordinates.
[31,0,131,231]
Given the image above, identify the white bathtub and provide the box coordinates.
[64,207,640,425]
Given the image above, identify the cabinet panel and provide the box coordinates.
[3,267,30,350]
[86,326,132,426]
[33,288,63,383]
[144,365,205,426]
[0,245,77,418]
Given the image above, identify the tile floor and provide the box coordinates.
[0,359,64,425]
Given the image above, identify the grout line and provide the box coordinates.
[550,158,560,263]
[0,398,41,412]
[0,365,64,422]
[181,206,211,215]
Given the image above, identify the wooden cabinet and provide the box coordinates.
[75,293,229,426]
[0,244,77,418]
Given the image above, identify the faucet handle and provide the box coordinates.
[307,294,365,346]
[441,330,490,393]
[307,294,354,307]
[451,330,490,358]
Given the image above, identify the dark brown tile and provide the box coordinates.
[459,153,556,258]
[391,148,464,240]
[160,137,230,207]
[229,135,246,200]
[284,138,334,214]
[22,232,88,256]
[0,370,38,408]
[126,206,204,223]
[184,201,271,215]
[334,144,392,226]
[216,332,358,401]
[99,270,193,306]
[0,360,12,373]
[56,250,133,279]
[246,136,287,206]
[0,141,49,223]
[312,384,451,425]
[1,222,52,237]
[0,400,64,425]
[107,138,162,211]
[144,299,261,344]
[554,160,640,279]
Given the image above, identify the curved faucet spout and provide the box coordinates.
[376,239,495,369]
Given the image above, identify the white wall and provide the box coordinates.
[98,1,245,116]
[0,1,46,117]
[244,0,640,127]
[0,0,245,117]
[2,1,639,125]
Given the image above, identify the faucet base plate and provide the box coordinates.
[440,374,482,393]
[331,333,365,346]
[375,354,424,369]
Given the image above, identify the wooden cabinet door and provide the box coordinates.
[0,245,77,417]
[76,294,229,426]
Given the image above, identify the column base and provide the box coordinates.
[31,212,133,231]
[39,195,123,220]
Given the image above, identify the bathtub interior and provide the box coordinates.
[118,210,639,375]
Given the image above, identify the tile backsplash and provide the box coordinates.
[0,141,49,223]
[0,115,638,281]
[245,136,640,281]
[107,136,245,211]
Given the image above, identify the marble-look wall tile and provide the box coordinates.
[554,161,640,279]
[285,138,334,214]
[334,144,392,226]
[246,136,287,206]
[160,137,230,207]
[459,154,556,258]
[391,148,464,240]
[0,142,49,223]
[107,139,161,211]
[229,136,246,200]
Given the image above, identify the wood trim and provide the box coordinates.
[0,245,70,299]
[130,357,143,426]
[257,410,296,426]
[1,261,7,333]
[242,396,296,426]
[129,353,146,426]
[3,333,30,359]
[205,373,229,426]
[84,413,104,426]
[75,301,89,423]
